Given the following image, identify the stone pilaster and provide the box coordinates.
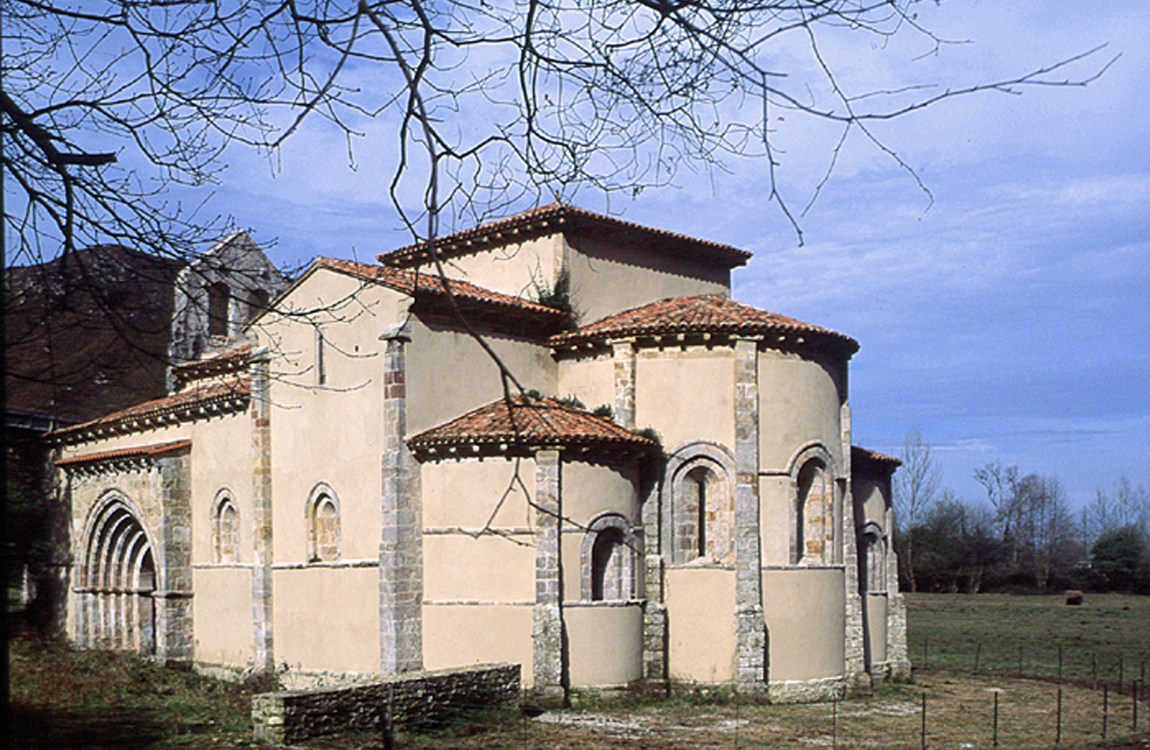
[379,322,423,673]
[733,339,766,695]
[641,454,668,686]
[886,528,912,680]
[610,339,636,430]
[532,449,566,706]
[156,451,194,664]
[840,409,871,694]
[251,347,275,672]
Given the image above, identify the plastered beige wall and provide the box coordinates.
[189,413,252,564]
[865,593,888,664]
[555,355,614,414]
[759,475,793,567]
[437,235,563,301]
[192,567,252,666]
[406,320,557,436]
[566,604,644,686]
[256,271,406,564]
[424,535,535,602]
[757,350,844,473]
[273,567,379,672]
[563,234,730,324]
[762,568,845,681]
[422,605,534,681]
[421,459,535,530]
[665,567,735,683]
[561,461,640,527]
[635,348,735,449]
[854,479,888,528]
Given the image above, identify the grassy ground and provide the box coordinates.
[9,594,1150,748]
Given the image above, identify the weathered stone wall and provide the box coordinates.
[251,663,520,744]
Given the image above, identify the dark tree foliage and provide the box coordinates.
[1091,525,1150,593]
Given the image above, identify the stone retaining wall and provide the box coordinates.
[252,663,520,744]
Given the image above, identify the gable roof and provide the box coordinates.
[50,377,250,445]
[852,445,902,479]
[376,203,752,271]
[549,293,859,357]
[308,258,570,336]
[407,395,657,459]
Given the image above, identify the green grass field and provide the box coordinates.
[9,593,1150,748]
[907,592,1150,687]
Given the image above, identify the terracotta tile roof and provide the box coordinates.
[57,440,192,469]
[51,377,250,444]
[171,343,252,385]
[549,293,859,356]
[408,395,657,458]
[852,445,902,476]
[314,258,569,334]
[376,203,752,270]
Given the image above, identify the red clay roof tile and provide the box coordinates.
[549,293,859,356]
[315,258,568,323]
[376,203,752,270]
[57,440,192,469]
[408,395,656,456]
[51,378,250,443]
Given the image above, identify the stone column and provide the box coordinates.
[733,339,767,696]
[250,347,275,672]
[156,451,194,664]
[610,339,636,429]
[379,322,423,673]
[532,449,566,706]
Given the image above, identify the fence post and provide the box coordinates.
[1093,653,1098,690]
[993,691,999,749]
[1058,645,1063,683]
[1119,656,1124,694]
[1102,684,1108,741]
[1056,688,1062,747]
[1018,646,1023,678]
[974,643,981,674]
[1133,680,1139,732]
[921,693,927,750]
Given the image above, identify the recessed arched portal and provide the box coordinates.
[81,495,157,654]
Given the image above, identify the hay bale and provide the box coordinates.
[1065,590,1084,606]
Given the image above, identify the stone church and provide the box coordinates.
[51,204,909,702]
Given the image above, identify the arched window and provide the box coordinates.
[581,514,639,601]
[796,458,832,565]
[859,523,886,593]
[663,442,736,566]
[207,282,230,337]
[213,491,239,564]
[307,484,340,563]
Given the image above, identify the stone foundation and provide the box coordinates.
[251,663,520,744]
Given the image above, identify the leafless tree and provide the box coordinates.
[895,427,940,593]
[4,0,1116,271]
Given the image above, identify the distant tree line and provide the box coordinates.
[893,431,1150,595]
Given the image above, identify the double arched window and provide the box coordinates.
[307,484,341,563]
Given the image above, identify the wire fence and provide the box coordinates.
[366,668,1150,749]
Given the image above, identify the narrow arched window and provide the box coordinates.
[307,486,341,563]
[213,493,239,564]
[677,463,732,564]
[797,459,831,565]
[591,527,625,601]
[582,514,639,602]
[208,282,230,337]
[859,525,886,593]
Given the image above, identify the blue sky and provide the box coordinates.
[136,3,1150,510]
